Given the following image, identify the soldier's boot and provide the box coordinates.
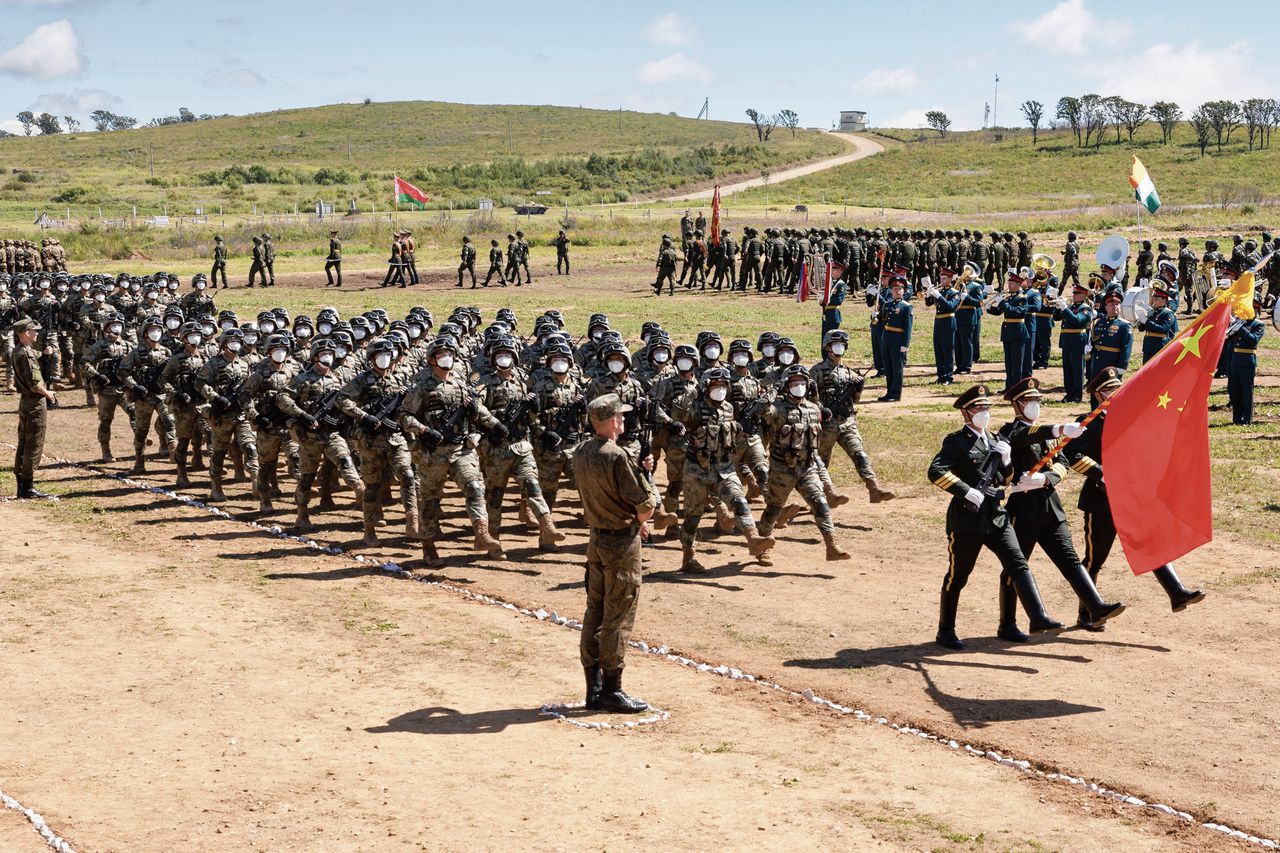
[714,502,736,534]
[935,587,965,650]
[821,530,851,561]
[269,467,283,499]
[584,665,603,711]
[191,438,206,471]
[403,481,420,539]
[650,505,679,531]
[864,476,896,503]
[743,469,763,500]
[99,438,114,462]
[287,454,299,480]
[362,515,381,548]
[598,671,648,714]
[318,470,337,510]
[775,502,804,529]
[823,482,850,508]
[996,576,1030,643]
[680,543,707,574]
[1152,565,1207,612]
[174,439,192,489]
[232,446,247,482]
[208,458,227,503]
[518,495,537,531]
[294,474,316,532]
[361,488,382,546]
[472,519,505,558]
[255,470,274,515]
[130,441,147,474]
[743,524,776,561]
[1062,562,1126,626]
[85,385,96,406]
[421,539,443,568]
[1010,572,1065,635]
[537,513,566,550]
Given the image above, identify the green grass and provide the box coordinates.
[0,100,843,221]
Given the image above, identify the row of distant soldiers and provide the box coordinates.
[208,233,276,289]
[1,238,68,275]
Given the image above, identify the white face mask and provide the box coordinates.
[94,294,106,303]
[550,359,570,374]
[165,317,180,330]
[335,345,349,359]
[778,350,796,365]
[607,359,626,374]
[731,352,750,367]
[676,357,695,373]
[195,282,206,291]
[186,334,202,346]
[168,282,179,291]
[652,349,670,364]
[495,353,514,369]
[146,329,163,342]
[226,341,242,353]
[703,345,722,360]
[296,327,312,339]
[1022,401,1041,422]
[220,320,235,331]
[260,321,276,334]
[108,323,123,336]
[374,353,393,370]
[318,354,334,367]
[591,330,605,341]
[318,322,333,335]
[145,291,158,301]
[830,343,846,356]
[270,349,289,364]
[435,354,454,370]
[708,386,728,402]
[408,325,422,339]
[201,324,215,336]
[787,382,806,398]
[243,332,259,346]
[352,328,367,341]
[970,410,991,430]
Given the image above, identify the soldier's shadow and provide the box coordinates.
[365,706,540,735]
[914,662,1105,729]
[785,640,1099,675]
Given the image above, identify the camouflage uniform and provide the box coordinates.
[530,371,584,510]
[196,350,259,501]
[277,361,364,529]
[810,354,894,502]
[244,361,296,511]
[160,339,208,488]
[81,333,133,459]
[476,369,561,546]
[12,336,49,493]
[118,339,176,471]
[338,366,417,544]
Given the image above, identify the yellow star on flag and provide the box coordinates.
[1157,392,1172,409]
[1174,323,1214,365]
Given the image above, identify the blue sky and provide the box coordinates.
[1,0,1276,136]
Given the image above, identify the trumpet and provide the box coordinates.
[1031,253,1056,280]
[955,260,983,288]
[983,287,1006,309]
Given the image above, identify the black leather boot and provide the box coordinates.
[584,665,603,710]
[1076,564,1104,631]
[598,671,648,714]
[1011,572,1065,634]
[935,587,965,650]
[1061,562,1126,626]
[15,477,33,499]
[996,575,1030,642]
[1152,565,1206,612]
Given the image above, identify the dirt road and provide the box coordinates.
[662,132,884,202]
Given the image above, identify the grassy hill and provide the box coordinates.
[0,100,844,222]
[733,122,1280,218]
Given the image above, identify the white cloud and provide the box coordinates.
[1093,41,1275,106]
[638,52,712,85]
[855,67,922,97]
[203,66,265,88]
[0,117,26,134]
[879,108,929,128]
[29,87,120,115]
[0,19,85,80]
[1010,0,1130,57]
[644,13,691,47]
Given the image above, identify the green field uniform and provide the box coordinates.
[531,373,584,510]
[12,343,48,491]
[196,353,259,500]
[338,368,416,541]
[477,370,551,532]
[81,336,133,457]
[277,363,364,526]
[118,341,176,469]
[760,397,832,535]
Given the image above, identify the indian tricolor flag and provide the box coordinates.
[1129,155,1160,213]
[393,176,430,209]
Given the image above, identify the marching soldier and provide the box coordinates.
[243,334,297,515]
[810,330,895,503]
[159,322,209,489]
[1176,237,1196,313]
[196,328,259,502]
[483,238,507,287]
[1061,231,1081,288]
[515,230,532,284]
[1016,230,1033,272]
[1226,296,1265,425]
[1054,281,1093,403]
[261,234,276,286]
[247,237,267,288]
[457,236,477,288]
[324,230,343,287]
[404,230,419,285]
[503,234,521,285]
[1063,368,1206,628]
[653,236,678,296]
[81,313,133,461]
[1137,275,1178,364]
[877,273,912,402]
[726,338,769,497]
[555,229,570,275]
[1135,239,1154,283]
[649,344,697,510]
[925,267,960,384]
[996,377,1125,641]
[713,229,738,290]
[740,227,764,291]
[1087,289,1132,378]
[927,384,1064,649]
[687,230,707,289]
[118,315,176,473]
[211,235,228,288]
[11,318,57,498]
[531,340,585,512]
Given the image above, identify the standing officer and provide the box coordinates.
[1226,297,1265,424]
[324,230,343,287]
[954,261,983,374]
[482,239,507,287]
[925,267,960,384]
[988,270,1031,391]
[1029,270,1054,370]
[926,384,1064,649]
[457,236,477,288]
[653,236,678,296]
[1177,237,1196,313]
[574,393,655,714]
[11,318,57,498]
[821,270,848,339]
[555,229,570,275]
[1087,289,1132,379]
[1137,278,1178,364]
[1061,232,1081,288]
[1063,368,1206,628]
[1054,281,1093,402]
[713,229,738,290]
[1135,240,1154,283]
[740,227,763,291]
[247,237,267,288]
[211,235,228,288]
[261,233,276,286]
[878,273,912,402]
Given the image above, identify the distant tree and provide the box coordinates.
[0,129,13,138]
[1056,96,1082,146]
[16,111,34,136]
[34,113,62,135]
[63,115,80,133]
[1190,106,1212,157]
[1241,98,1270,150]
[178,107,196,123]
[1201,100,1241,150]
[925,110,952,137]
[90,109,113,131]
[1103,95,1127,143]
[1264,98,1280,148]
[1020,100,1044,144]
[1150,101,1181,144]
[1079,94,1106,148]
[1120,100,1148,142]
[778,109,800,137]
[110,114,137,131]
[745,108,777,141]
[363,97,372,105]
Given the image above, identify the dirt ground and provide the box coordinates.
[1,268,1276,851]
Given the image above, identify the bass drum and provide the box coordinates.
[1120,286,1151,324]
[1272,304,1280,333]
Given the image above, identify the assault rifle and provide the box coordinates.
[963,444,1007,515]
[129,358,166,402]
[735,397,769,436]
[548,396,587,444]
[823,369,868,421]
[312,388,345,430]
[92,354,124,390]
[362,389,406,433]
[210,377,246,416]
[497,393,538,440]
[418,400,473,450]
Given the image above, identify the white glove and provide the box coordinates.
[899,345,908,353]
[963,487,983,508]
[993,439,1011,466]
[1058,422,1085,439]
[1009,472,1047,493]
[1084,343,1093,355]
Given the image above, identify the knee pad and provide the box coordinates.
[467,481,486,503]
[732,496,751,518]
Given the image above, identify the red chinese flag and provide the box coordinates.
[1102,274,1254,573]
[796,258,809,303]
[709,186,721,248]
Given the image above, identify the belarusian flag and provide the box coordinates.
[709,186,721,248]
[393,176,429,209]
[1128,155,1160,213]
